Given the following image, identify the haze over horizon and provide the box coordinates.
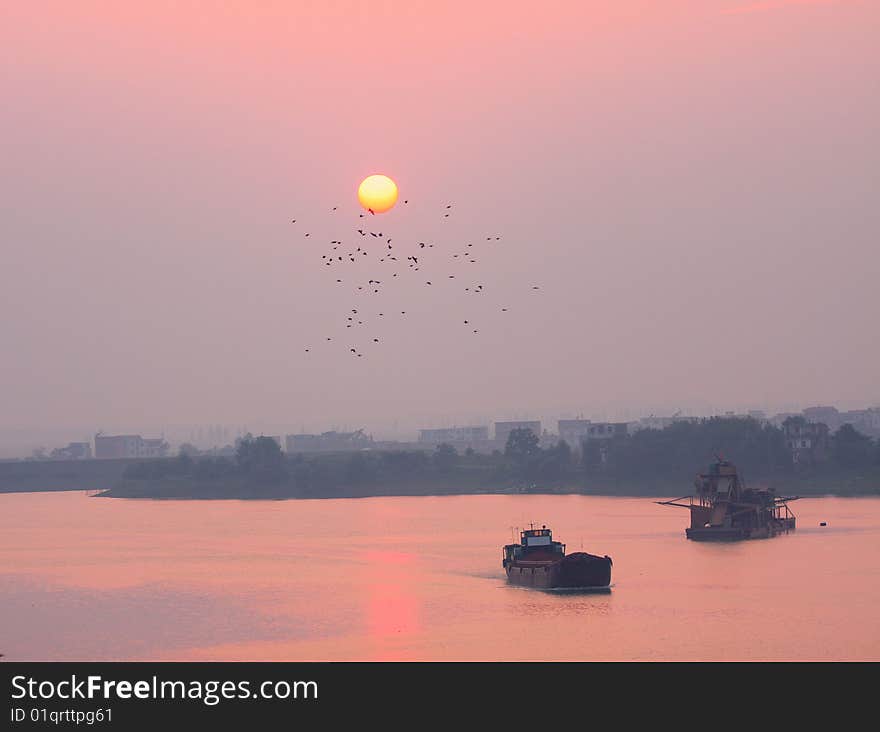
[2,1,878,455]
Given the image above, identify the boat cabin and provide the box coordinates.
[522,527,554,547]
[695,459,743,502]
[502,525,565,566]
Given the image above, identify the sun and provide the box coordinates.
[358,174,398,214]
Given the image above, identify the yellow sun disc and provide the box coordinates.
[358,174,398,214]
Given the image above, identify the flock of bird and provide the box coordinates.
[292,200,540,358]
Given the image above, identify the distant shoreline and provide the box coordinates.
[84,467,880,500]
[0,457,142,495]
[93,488,880,501]
[1,484,877,500]
[3,453,878,500]
[94,483,669,500]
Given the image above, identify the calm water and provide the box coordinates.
[1,491,878,661]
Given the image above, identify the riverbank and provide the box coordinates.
[100,469,880,499]
[0,457,139,494]
[4,456,878,499]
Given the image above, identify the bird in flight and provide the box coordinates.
[300,196,528,358]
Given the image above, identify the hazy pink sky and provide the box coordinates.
[1,1,877,448]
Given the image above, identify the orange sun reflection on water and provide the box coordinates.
[362,550,420,659]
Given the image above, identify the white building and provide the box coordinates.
[419,426,489,444]
[557,419,592,445]
[94,434,168,459]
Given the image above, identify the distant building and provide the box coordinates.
[583,422,628,440]
[628,415,702,434]
[419,426,489,443]
[286,429,372,453]
[140,438,169,457]
[838,408,880,438]
[418,426,490,451]
[494,421,541,446]
[50,442,92,460]
[782,418,829,466]
[634,416,677,432]
[773,405,879,439]
[578,422,627,466]
[557,419,592,446]
[803,406,841,431]
[94,434,168,459]
[95,434,141,459]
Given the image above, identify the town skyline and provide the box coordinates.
[7,398,880,461]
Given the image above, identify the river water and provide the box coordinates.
[1,491,877,660]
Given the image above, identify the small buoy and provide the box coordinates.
[819,522,827,527]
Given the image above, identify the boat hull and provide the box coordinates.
[505,552,612,589]
[686,517,796,541]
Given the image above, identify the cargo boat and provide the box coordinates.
[658,457,798,541]
[502,525,612,589]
